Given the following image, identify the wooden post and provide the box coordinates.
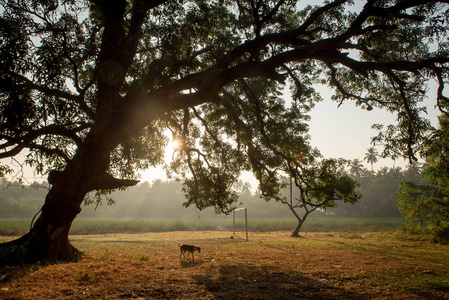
[233,207,248,241]
[245,207,248,241]
[233,210,235,236]
[290,177,292,207]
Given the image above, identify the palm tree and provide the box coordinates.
[364,147,379,172]
[349,159,364,177]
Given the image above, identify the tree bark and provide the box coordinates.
[0,179,86,266]
[0,136,139,266]
[291,219,305,238]
[0,178,138,266]
[291,211,311,237]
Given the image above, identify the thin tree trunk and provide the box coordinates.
[291,210,312,237]
[291,219,304,237]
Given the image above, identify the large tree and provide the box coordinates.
[1,0,448,265]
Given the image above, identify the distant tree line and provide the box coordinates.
[0,180,49,219]
[0,179,290,219]
[0,164,425,220]
[332,164,424,218]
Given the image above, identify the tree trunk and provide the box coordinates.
[291,219,305,238]
[0,134,140,266]
[291,211,311,237]
[0,158,139,266]
[0,114,143,266]
[0,183,85,266]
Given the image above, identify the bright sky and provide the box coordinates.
[138,83,442,185]
[308,82,441,171]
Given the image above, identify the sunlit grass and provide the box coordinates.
[0,217,402,236]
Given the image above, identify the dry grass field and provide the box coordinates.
[1,231,448,299]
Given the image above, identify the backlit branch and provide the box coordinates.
[326,64,379,109]
[434,68,449,115]
[0,123,90,160]
[0,139,70,162]
[386,70,418,162]
[191,107,225,154]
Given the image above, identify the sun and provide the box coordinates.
[139,138,183,183]
[165,139,181,160]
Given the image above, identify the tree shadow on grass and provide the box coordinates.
[192,264,362,300]
[180,260,204,268]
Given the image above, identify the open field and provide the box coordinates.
[1,230,448,299]
[0,217,401,236]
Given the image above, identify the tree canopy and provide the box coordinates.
[0,0,449,264]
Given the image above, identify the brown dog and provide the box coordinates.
[179,244,201,262]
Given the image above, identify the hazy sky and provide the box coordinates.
[308,83,441,170]
[138,83,442,184]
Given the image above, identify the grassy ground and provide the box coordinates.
[0,230,448,299]
[0,217,402,235]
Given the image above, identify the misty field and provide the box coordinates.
[0,217,402,236]
[1,230,448,299]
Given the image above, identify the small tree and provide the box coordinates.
[275,159,360,237]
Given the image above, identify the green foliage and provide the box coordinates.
[0,179,48,218]
[422,116,449,194]
[0,164,12,178]
[397,181,443,232]
[170,77,316,213]
[397,180,449,243]
[396,115,449,243]
[335,166,423,218]
[304,159,360,208]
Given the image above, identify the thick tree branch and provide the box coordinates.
[312,49,449,77]
[434,68,449,115]
[48,170,139,189]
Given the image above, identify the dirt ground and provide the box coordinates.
[1,231,448,299]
